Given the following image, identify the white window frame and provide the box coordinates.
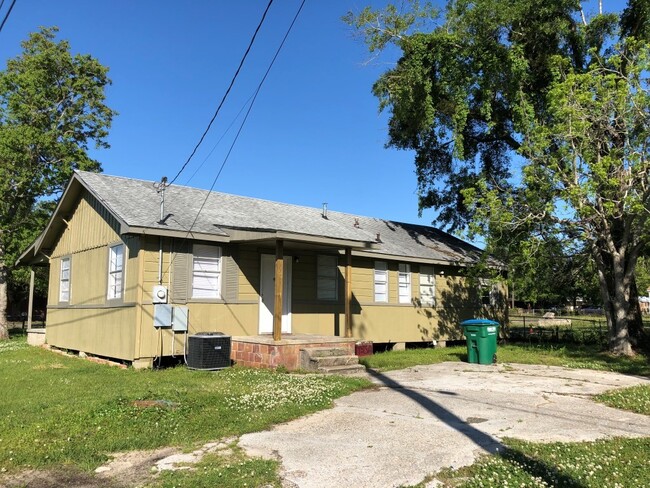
[419,265,436,307]
[479,278,497,306]
[398,263,411,304]
[192,244,222,299]
[374,261,388,303]
[59,256,70,303]
[317,254,338,301]
[107,244,125,300]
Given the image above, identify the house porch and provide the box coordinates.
[231,334,357,370]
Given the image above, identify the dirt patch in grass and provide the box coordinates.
[2,468,120,487]
[2,446,178,488]
[1,439,250,488]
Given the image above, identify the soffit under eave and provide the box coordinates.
[121,225,231,243]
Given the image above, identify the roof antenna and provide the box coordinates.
[322,202,328,219]
[153,176,168,224]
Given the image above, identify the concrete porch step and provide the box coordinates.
[305,347,350,358]
[307,354,359,368]
[300,346,364,375]
[317,364,367,376]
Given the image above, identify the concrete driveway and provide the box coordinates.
[239,362,650,488]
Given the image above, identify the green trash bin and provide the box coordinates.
[461,319,499,364]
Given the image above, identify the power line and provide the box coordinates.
[183,93,255,186]
[166,0,306,275]
[0,0,17,36]
[186,0,306,237]
[168,0,274,186]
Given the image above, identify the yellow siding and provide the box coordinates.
[345,259,489,343]
[46,190,140,360]
[51,190,121,258]
[136,303,259,358]
[46,306,136,360]
[135,238,261,359]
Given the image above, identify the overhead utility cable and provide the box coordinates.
[168,0,274,185]
[184,0,306,236]
[165,0,306,276]
[0,0,17,36]
[183,93,255,186]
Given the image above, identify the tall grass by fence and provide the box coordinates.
[507,313,650,346]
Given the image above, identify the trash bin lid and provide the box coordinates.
[461,319,499,327]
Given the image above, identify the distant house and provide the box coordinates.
[18,171,506,368]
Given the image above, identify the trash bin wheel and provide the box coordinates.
[492,353,497,363]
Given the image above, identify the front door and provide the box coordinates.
[259,254,292,334]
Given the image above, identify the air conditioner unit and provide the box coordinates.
[186,332,231,370]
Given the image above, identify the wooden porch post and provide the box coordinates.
[273,240,284,341]
[345,247,352,338]
[27,268,35,329]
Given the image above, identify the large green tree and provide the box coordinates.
[346,0,650,354]
[0,27,115,339]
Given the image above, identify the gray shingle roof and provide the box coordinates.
[76,171,482,265]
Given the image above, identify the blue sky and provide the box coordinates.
[0,0,630,232]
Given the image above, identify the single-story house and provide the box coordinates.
[18,171,506,368]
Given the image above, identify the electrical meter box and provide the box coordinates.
[152,285,168,304]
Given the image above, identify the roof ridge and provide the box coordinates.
[78,171,438,230]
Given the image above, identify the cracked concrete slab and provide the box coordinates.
[239,362,650,488]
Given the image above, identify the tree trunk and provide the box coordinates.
[594,246,634,356]
[0,245,9,340]
[627,278,646,345]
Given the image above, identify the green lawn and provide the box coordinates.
[0,335,370,486]
[360,342,650,376]
[3,333,649,488]
[436,437,650,487]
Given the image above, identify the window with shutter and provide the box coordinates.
[223,246,239,302]
[317,255,338,300]
[172,243,189,304]
[374,261,388,302]
[192,244,222,299]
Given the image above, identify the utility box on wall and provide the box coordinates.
[153,304,172,328]
[172,306,189,332]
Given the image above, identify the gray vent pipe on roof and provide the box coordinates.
[322,202,328,219]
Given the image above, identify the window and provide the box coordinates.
[107,244,124,300]
[317,255,338,300]
[59,257,70,302]
[192,244,222,299]
[419,265,436,307]
[374,261,388,302]
[479,278,497,306]
[398,263,411,304]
